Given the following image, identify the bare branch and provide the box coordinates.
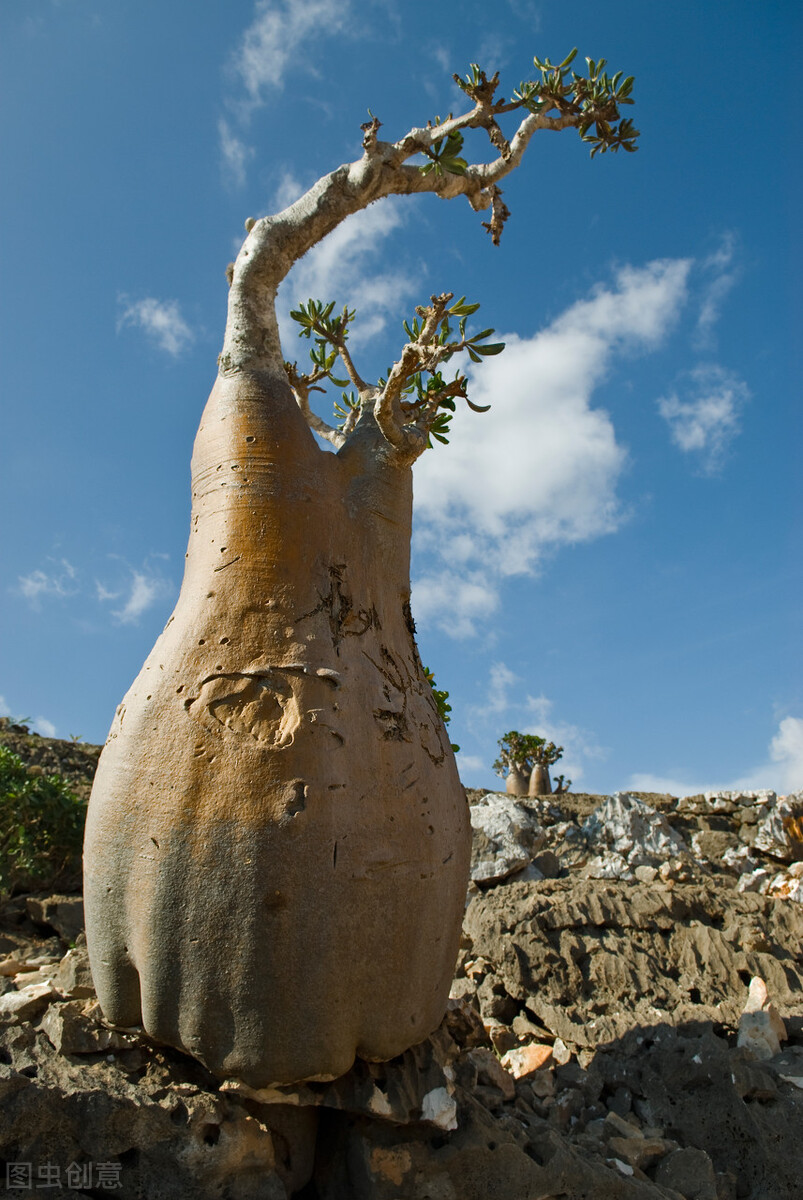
[284,362,346,448]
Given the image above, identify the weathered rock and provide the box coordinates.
[581,793,690,879]
[737,976,786,1059]
[0,1020,295,1198]
[653,1146,717,1199]
[41,1000,140,1055]
[25,895,85,943]
[752,794,802,861]
[466,1047,515,1100]
[54,946,95,998]
[468,794,545,884]
[0,980,57,1020]
[222,1029,460,1131]
[500,1043,553,1078]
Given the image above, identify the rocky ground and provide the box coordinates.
[1,723,802,1199]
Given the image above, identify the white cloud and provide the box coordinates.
[105,570,173,626]
[770,717,803,793]
[521,694,607,790]
[411,569,498,640]
[273,170,305,211]
[117,296,194,357]
[487,662,519,713]
[229,0,350,109]
[218,118,254,189]
[412,258,691,637]
[464,665,607,790]
[17,559,78,608]
[657,363,748,473]
[696,232,739,345]
[628,715,803,797]
[34,716,57,738]
[277,198,417,353]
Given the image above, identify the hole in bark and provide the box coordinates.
[176,685,184,693]
[198,639,205,645]
[246,436,256,443]
[20,1064,38,1078]
[688,987,702,1003]
[219,637,229,644]
[737,969,752,987]
[333,842,338,868]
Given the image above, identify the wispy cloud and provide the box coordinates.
[412,258,691,637]
[17,559,78,608]
[95,565,174,626]
[695,231,739,347]
[629,714,803,797]
[218,118,254,189]
[277,198,417,352]
[34,716,57,738]
[228,0,351,109]
[657,363,748,474]
[459,662,607,789]
[411,570,499,640]
[117,296,194,357]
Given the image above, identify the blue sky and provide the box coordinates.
[1,0,800,796]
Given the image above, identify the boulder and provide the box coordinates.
[581,793,690,879]
[468,794,545,884]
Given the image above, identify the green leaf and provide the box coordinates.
[465,397,491,412]
[474,341,505,356]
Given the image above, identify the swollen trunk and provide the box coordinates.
[83,372,471,1086]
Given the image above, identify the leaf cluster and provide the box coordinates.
[420,118,468,178]
[514,49,639,157]
[424,667,460,753]
[492,730,564,777]
[289,299,354,389]
[391,295,502,446]
[287,292,503,449]
[0,745,87,897]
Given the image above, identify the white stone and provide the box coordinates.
[583,852,632,880]
[469,793,545,884]
[420,1087,458,1131]
[582,793,689,872]
[0,981,56,1020]
[737,869,772,894]
[753,797,802,861]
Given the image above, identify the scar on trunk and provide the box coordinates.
[295,563,380,650]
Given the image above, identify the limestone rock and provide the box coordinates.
[41,1000,140,1055]
[25,895,85,943]
[469,793,545,884]
[737,976,786,1059]
[467,1047,515,1099]
[654,1146,717,1200]
[752,793,803,861]
[500,1043,553,1078]
[0,980,56,1020]
[581,793,690,879]
[54,946,95,998]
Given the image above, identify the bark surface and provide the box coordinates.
[84,369,471,1085]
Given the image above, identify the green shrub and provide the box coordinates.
[0,745,87,896]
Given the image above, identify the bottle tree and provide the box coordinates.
[84,53,638,1087]
[493,730,565,796]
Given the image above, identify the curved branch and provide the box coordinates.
[219,84,614,373]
